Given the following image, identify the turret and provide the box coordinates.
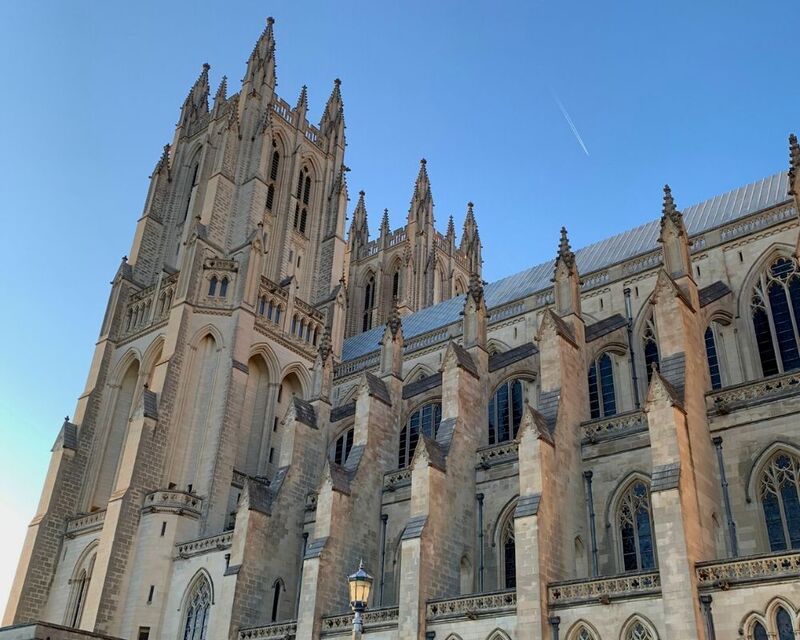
[460,202,481,275]
[348,191,369,254]
[293,84,309,127]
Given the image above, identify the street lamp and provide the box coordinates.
[348,560,373,637]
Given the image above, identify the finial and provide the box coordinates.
[295,84,309,112]
[420,158,427,165]
[202,62,210,71]
[334,78,341,86]
[789,134,800,195]
[467,271,484,304]
[556,226,576,270]
[359,190,365,197]
[446,215,455,238]
[381,208,390,230]
[267,16,275,25]
[64,415,70,423]
[387,302,402,337]
[122,255,128,263]
[143,382,149,389]
[661,184,681,224]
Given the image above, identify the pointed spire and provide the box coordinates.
[349,190,369,251]
[151,144,171,178]
[323,78,343,119]
[408,158,434,227]
[412,158,430,201]
[295,85,308,113]
[789,134,800,196]
[658,184,692,281]
[556,226,576,271]
[446,215,456,239]
[380,208,390,236]
[184,63,210,112]
[460,202,482,276]
[214,75,227,103]
[244,17,277,92]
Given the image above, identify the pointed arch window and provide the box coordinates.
[572,626,598,640]
[488,379,525,445]
[624,620,656,640]
[617,480,656,572]
[258,296,266,316]
[752,256,800,376]
[643,317,660,383]
[208,276,218,297]
[501,516,516,589]
[270,579,283,622]
[66,547,97,628]
[266,184,275,211]
[704,325,722,390]
[588,352,616,419]
[362,275,376,332]
[183,162,200,222]
[777,608,796,640]
[759,450,800,551]
[293,166,311,235]
[398,402,442,468]
[392,270,400,299]
[219,277,229,298]
[752,621,769,640]
[270,146,280,181]
[182,576,211,640]
[333,427,354,466]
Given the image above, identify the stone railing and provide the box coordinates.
[65,510,106,538]
[383,468,412,491]
[389,229,407,246]
[142,489,202,518]
[321,607,398,634]
[238,621,297,639]
[476,441,519,467]
[548,571,660,606]
[426,589,516,621]
[696,551,800,590]
[271,99,293,124]
[403,328,450,355]
[335,353,381,379]
[176,531,233,559]
[489,301,525,325]
[707,370,800,415]
[581,410,647,444]
[719,204,795,243]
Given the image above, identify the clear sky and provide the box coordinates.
[0,0,797,612]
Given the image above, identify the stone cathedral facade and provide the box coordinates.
[4,17,800,640]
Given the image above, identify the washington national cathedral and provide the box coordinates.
[6,17,800,640]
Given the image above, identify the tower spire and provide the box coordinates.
[244,17,277,93]
[408,158,434,227]
[214,75,228,104]
[348,190,369,253]
[556,226,576,270]
[446,215,456,240]
[658,184,692,281]
[662,184,682,225]
[380,208,390,237]
[295,85,308,114]
[552,226,581,318]
[460,202,481,275]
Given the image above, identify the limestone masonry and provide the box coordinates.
[3,17,800,640]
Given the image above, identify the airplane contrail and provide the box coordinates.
[552,91,590,156]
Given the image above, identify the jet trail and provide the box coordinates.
[552,91,590,156]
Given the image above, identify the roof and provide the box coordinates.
[341,171,791,362]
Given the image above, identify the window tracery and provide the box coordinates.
[759,450,800,551]
[398,402,442,468]
[181,575,211,640]
[488,379,525,445]
[616,480,656,572]
[751,256,800,376]
[588,352,616,419]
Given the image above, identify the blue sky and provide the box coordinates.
[0,0,797,611]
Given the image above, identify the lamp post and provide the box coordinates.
[348,560,373,639]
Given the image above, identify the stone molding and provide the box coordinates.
[476,440,519,468]
[175,531,233,559]
[320,607,399,635]
[65,510,106,538]
[581,410,647,444]
[238,621,297,639]
[708,369,800,415]
[141,489,202,518]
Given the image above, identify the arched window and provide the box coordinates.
[398,402,442,468]
[752,621,769,640]
[208,276,218,297]
[333,427,354,466]
[267,300,274,320]
[488,379,524,445]
[219,277,228,298]
[705,326,722,390]
[66,545,97,628]
[270,147,280,181]
[392,270,400,299]
[759,450,800,551]
[777,608,796,640]
[643,317,659,383]
[266,184,275,211]
[274,306,282,324]
[362,275,376,332]
[181,575,211,640]
[588,353,616,419]
[270,579,283,622]
[501,516,516,589]
[751,256,800,376]
[616,480,656,572]
[258,297,266,316]
[183,162,200,222]
[623,620,656,640]
[568,625,598,640]
[291,315,298,335]
[293,166,311,234]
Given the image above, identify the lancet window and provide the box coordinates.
[588,352,616,419]
[488,379,524,445]
[642,316,660,383]
[704,325,722,390]
[181,575,211,640]
[759,450,800,551]
[332,427,354,466]
[616,480,656,572]
[398,402,442,469]
[751,256,800,376]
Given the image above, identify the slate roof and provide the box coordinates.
[585,314,628,342]
[341,172,791,362]
[698,281,733,307]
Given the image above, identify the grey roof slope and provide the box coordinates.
[342,172,790,362]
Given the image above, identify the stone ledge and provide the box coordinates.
[426,589,516,621]
[238,621,297,639]
[0,622,123,640]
